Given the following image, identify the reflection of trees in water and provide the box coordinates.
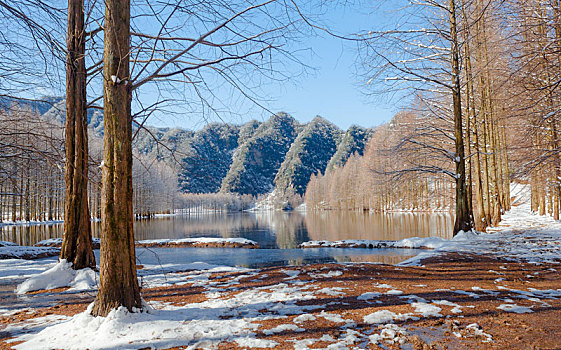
[305,211,454,242]
[132,213,267,241]
[254,211,309,249]
[3,211,453,247]
[0,224,63,246]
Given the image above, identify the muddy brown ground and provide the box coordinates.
[1,252,560,349]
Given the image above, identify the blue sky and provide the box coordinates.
[146,2,400,131]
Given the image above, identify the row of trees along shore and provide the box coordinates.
[0,108,179,222]
[306,0,561,234]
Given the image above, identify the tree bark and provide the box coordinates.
[450,0,472,235]
[60,0,96,270]
[92,0,141,317]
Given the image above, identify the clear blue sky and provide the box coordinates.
[146,3,399,131]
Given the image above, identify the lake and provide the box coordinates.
[1,211,454,267]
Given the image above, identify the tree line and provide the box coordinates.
[306,0,560,234]
[0,106,180,223]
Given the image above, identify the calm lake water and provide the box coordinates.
[1,211,454,266]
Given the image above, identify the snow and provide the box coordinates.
[465,323,493,342]
[16,260,97,294]
[248,189,284,212]
[357,292,382,300]
[137,237,258,246]
[0,220,63,228]
[433,300,463,313]
[12,271,319,350]
[34,238,101,247]
[293,314,316,323]
[363,310,410,324]
[497,304,533,314]
[263,323,304,335]
[234,337,278,348]
[411,302,442,317]
[0,244,60,259]
[316,287,346,296]
[385,289,404,295]
[369,324,407,345]
[309,270,342,279]
[282,269,300,279]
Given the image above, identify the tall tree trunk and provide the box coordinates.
[60,0,96,270]
[450,0,472,235]
[92,0,141,317]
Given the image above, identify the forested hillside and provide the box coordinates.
[274,116,342,197]
[23,104,371,202]
[219,113,301,195]
[326,125,373,172]
[177,123,240,193]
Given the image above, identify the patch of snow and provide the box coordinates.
[363,310,411,324]
[282,270,300,279]
[137,237,257,246]
[466,323,493,342]
[263,323,304,335]
[369,324,407,345]
[433,300,463,313]
[319,311,353,325]
[316,287,346,296]
[357,292,382,300]
[309,270,342,279]
[234,337,278,348]
[293,314,316,323]
[497,304,533,313]
[385,289,403,295]
[411,302,442,317]
[16,260,97,294]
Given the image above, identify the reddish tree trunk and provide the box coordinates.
[60,0,95,270]
[92,0,141,317]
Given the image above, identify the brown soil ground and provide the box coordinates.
[1,252,560,349]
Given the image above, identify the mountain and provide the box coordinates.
[20,96,369,199]
[178,123,240,193]
[274,116,342,197]
[326,125,373,172]
[0,96,62,116]
[220,113,300,195]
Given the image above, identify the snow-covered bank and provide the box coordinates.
[4,184,561,349]
[0,241,59,260]
[31,237,259,249]
[301,230,480,250]
[137,237,259,249]
[0,220,63,228]
[34,238,101,249]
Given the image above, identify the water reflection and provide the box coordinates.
[1,210,454,248]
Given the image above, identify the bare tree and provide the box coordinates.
[60,0,96,270]
[358,0,474,235]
